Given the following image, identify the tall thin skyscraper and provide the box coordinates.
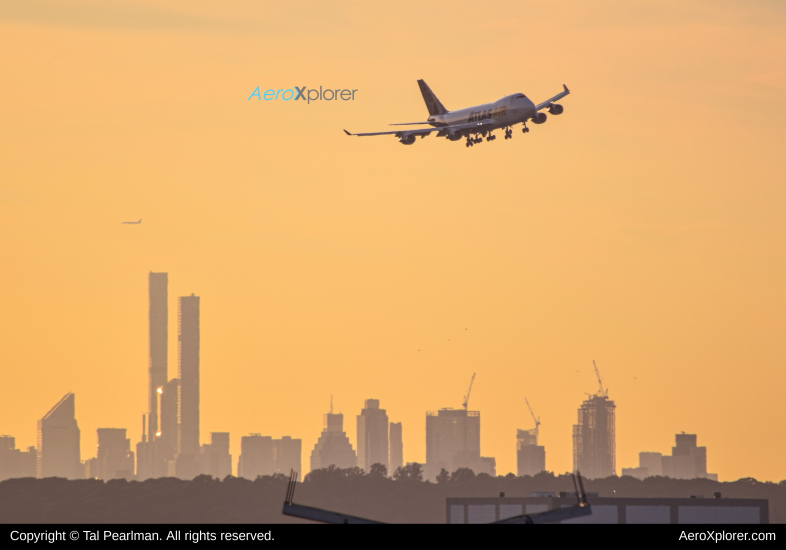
[356,399,389,472]
[178,294,200,460]
[572,394,616,479]
[148,272,168,439]
[37,393,81,479]
[389,422,403,474]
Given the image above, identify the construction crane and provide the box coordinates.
[462,372,476,410]
[593,360,608,397]
[524,397,541,436]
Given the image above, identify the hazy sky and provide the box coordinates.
[1,1,784,481]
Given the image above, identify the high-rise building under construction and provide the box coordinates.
[516,428,546,476]
[573,362,616,479]
[573,394,616,479]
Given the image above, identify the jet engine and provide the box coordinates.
[548,103,564,115]
[399,134,417,145]
[532,112,547,124]
[447,129,463,141]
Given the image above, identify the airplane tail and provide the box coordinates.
[417,79,448,116]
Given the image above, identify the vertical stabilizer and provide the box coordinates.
[417,79,448,115]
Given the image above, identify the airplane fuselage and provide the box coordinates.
[427,94,537,130]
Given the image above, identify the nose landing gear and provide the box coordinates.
[522,122,530,134]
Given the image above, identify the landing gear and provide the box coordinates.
[504,127,513,140]
[466,134,486,147]
[522,122,530,134]
[486,133,496,142]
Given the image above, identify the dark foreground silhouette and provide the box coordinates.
[1,465,783,523]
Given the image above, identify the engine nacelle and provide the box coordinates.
[548,103,564,115]
[447,129,463,141]
[532,112,547,124]
[399,134,416,145]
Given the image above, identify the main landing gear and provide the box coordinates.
[465,134,484,147]
[504,127,513,140]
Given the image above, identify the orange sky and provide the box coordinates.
[1,1,785,481]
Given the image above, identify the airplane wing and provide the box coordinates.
[344,120,494,138]
[535,84,570,111]
[344,128,438,137]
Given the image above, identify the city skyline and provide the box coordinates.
[2,2,785,482]
[0,270,772,480]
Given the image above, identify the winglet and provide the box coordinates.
[563,84,570,93]
[343,129,353,136]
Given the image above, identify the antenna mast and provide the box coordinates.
[462,372,476,410]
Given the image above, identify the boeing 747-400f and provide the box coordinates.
[344,80,570,147]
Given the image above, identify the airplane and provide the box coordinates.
[344,80,570,147]
[122,219,142,224]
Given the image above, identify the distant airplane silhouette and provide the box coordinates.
[122,219,142,225]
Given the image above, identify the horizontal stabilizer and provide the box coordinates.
[389,122,431,126]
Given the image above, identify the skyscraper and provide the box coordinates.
[425,408,495,479]
[356,399,389,472]
[572,394,616,479]
[176,294,200,479]
[238,435,274,479]
[238,434,302,480]
[310,412,357,472]
[37,393,81,479]
[198,432,232,479]
[516,428,546,476]
[137,272,170,481]
[159,378,180,463]
[96,428,135,481]
[389,422,403,474]
[273,436,302,479]
[148,272,168,441]
[0,436,36,480]
[661,433,718,480]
